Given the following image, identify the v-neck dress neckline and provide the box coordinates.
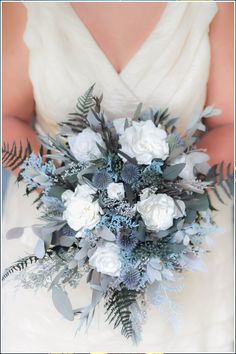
[68,2,171,77]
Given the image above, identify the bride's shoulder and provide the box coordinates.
[207,2,233,128]
[2,2,34,121]
[210,2,234,32]
[2,2,27,43]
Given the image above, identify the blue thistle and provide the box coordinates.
[61,224,77,237]
[92,169,112,190]
[121,163,140,184]
[121,269,141,290]
[117,228,138,250]
[144,160,164,174]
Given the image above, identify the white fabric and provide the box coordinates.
[2,2,234,352]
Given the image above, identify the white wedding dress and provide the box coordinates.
[2,2,234,353]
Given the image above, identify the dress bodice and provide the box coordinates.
[23,2,217,134]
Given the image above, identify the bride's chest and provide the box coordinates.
[69,2,167,74]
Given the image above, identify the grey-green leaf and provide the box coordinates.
[48,185,66,200]
[6,227,25,240]
[59,236,76,247]
[34,239,45,259]
[96,142,107,156]
[163,163,186,180]
[52,286,74,321]
[133,102,143,120]
[98,226,116,241]
[184,194,209,211]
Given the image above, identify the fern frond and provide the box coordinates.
[206,162,234,204]
[2,140,32,172]
[2,255,38,281]
[59,84,96,134]
[2,249,56,281]
[105,287,138,340]
[153,108,170,126]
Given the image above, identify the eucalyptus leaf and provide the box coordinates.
[187,110,201,130]
[133,102,143,120]
[63,173,79,185]
[90,269,101,288]
[167,145,186,161]
[163,163,186,181]
[48,269,65,291]
[124,118,130,130]
[155,229,171,238]
[184,209,197,224]
[87,269,93,283]
[117,149,137,165]
[6,226,25,240]
[176,218,185,230]
[82,173,94,182]
[136,221,145,241]
[201,106,222,118]
[96,142,107,156]
[45,154,66,161]
[59,236,76,247]
[34,239,45,259]
[32,222,64,249]
[32,225,52,249]
[51,285,74,321]
[100,274,112,292]
[48,185,66,200]
[77,166,98,185]
[90,284,103,292]
[184,194,209,211]
[97,226,116,241]
[75,247,89,261]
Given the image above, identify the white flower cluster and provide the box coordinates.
[137,189,185,232]
[60,119,199,278]
[62,184,101,232]
[118,120,169,165]
[89,242,121,277]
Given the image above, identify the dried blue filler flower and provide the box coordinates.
[121,163,140,184]
[92,169,112,190]
[121,269,141,290]
[61,224,77,237]
[117,228,138,250]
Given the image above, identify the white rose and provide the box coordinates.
[107,182,125,200]
[62,184,101,231]
[171,152,209,180]
[68,128,106,162]
[137,193,185,231]
[119,120,169,165]
[89,243,121,277]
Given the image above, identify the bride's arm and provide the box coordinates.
[2,3,40,175]
[199,3,234,168]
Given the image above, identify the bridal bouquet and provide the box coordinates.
[2,85,233,343]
